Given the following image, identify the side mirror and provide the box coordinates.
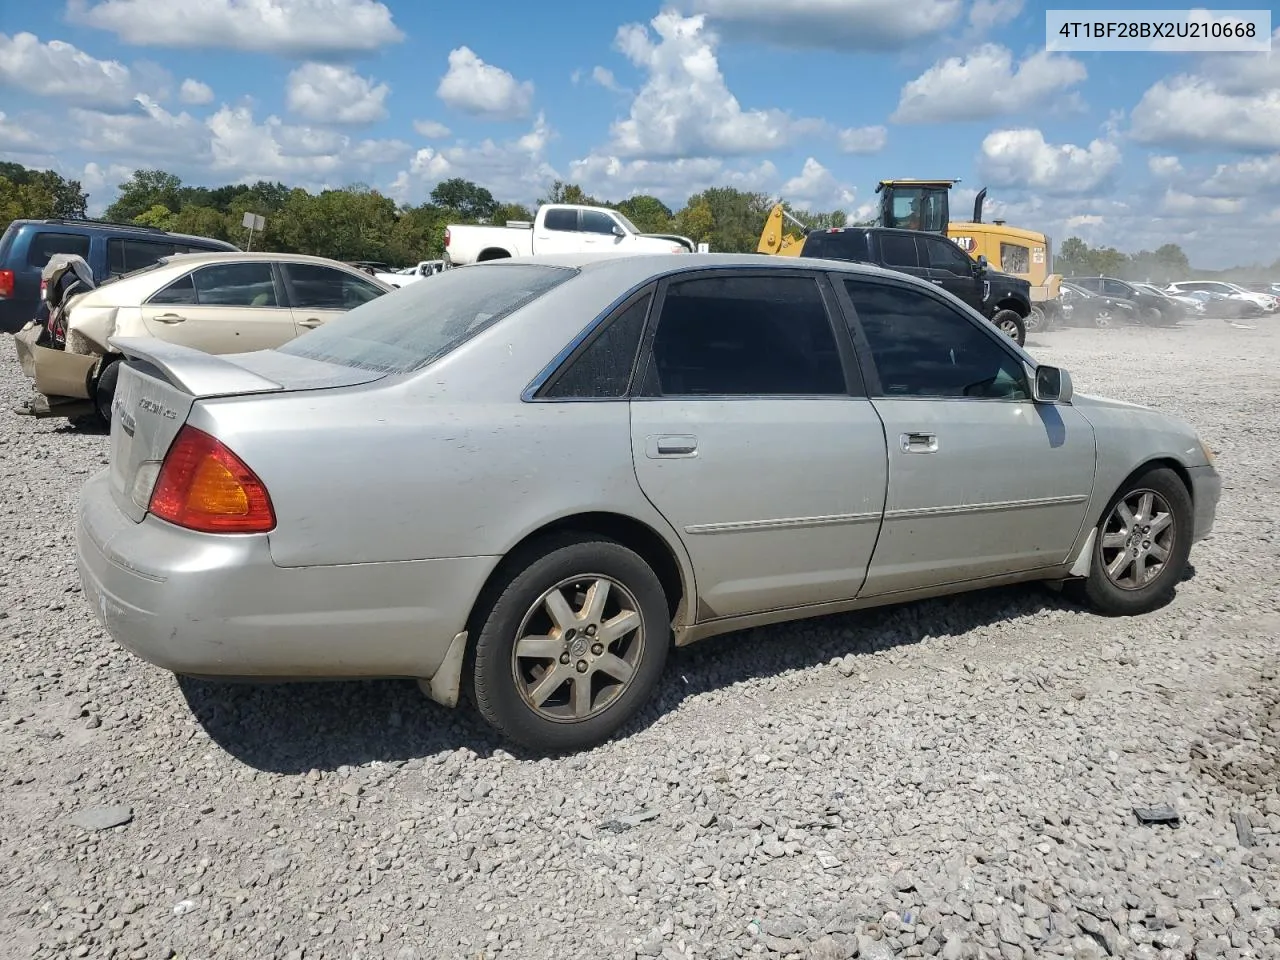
[611,225,625,238]
[1033,365,1072,403]
[975,254,988,273]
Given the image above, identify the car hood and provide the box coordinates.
[986,269,1030,290]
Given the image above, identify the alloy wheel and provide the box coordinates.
[511,574,645,723]
[1099,489,1176,591]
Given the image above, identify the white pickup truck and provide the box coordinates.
[375,260,445,288]
[443,203,698,266]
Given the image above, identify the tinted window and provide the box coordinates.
[843,279,1029,400]
[26,232,91,269]
[1102,280,1131,297]
[192,262,279,307]
[923,236,973,275]
[149,273,197,305]
[647,275,845,396]
[581,211,618,235]
[284,263,385,310]
[999,242,1030,275]
[108,238,179,277]
[879,234,920,269]
[801,230,870,262]
[544,293,651,398]
[278,263,576,374]
[543,209,578,232]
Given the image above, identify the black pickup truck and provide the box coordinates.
[799,226,1033,345]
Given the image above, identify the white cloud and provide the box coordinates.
[605,12,819,159]
[68,0,404,58]
[684,0,964,50]
[413,120,452,139]
[1130,75,1280,152]
[1147,155,1183,177]
[71,96,212,163]
[78,161,137,214]
[968,0,1023,31]
[179,78,214,105]
[892,45,1087,123]
[1158,188,1244,217]
[780,158,857,210]
[1201,154,1280,195]
[978,128,1122,196]
[837,125,887,154]
[286,63,389,124]
[389,113,558,206]
[0,32,141,109]
[568,155,779,204]
[591,66,625,93]
[436,47,534,120]
[0,112,41,151]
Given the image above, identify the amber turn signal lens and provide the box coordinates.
[149,425,275,533]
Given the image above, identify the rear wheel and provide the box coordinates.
[1025,304,1048,333]
[470,535,670,754]
[1067,466,1193,616]
[93,356,121,427]
[1093,307,1113,329]
[991,309,1026,346]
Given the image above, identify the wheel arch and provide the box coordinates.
[995,297,1030,317]
[477,247,513,262]
[463,510,692,645]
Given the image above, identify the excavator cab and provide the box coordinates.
[876,179,957,234]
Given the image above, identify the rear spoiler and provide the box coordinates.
[109,336,286,399]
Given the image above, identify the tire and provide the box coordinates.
[991,309,1026,346]
[1093,308,1112,329]
[1140,307,1163,326]
[1067,466,1193,616]
[93,356,121,428]
[1024,304,1044,335]
[469,534,671,754]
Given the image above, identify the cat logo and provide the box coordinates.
[952,236,975,252]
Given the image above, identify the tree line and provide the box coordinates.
[1,162,1275,280]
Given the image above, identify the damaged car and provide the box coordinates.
[13,251,395,425]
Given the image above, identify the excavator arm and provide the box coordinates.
[757,203,810,257]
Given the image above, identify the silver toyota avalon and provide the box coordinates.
[75,252,1221,753]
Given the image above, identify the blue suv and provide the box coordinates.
[0,218,238,334]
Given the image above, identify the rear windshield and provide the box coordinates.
[801,230,870,263]
[277,262,577,374]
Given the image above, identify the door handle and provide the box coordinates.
[152,313,185,323]
[900,432,938,453]
[648,435,698,458]
[930,279,945,285]
[298,317,323,328]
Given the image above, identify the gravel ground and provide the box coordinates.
[1,316,1278,960]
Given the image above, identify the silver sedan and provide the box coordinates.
[75,252,1222,753]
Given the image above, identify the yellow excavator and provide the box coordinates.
[758,179,1063,331]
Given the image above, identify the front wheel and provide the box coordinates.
[991,309,1026,346]
[469,535,670,754]
[1067,466,1193,616]
[1025,304,1049,333]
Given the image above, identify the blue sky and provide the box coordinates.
[1,0,1277,267]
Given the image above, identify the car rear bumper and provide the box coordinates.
[1188,464,1221,542]
[75,469,495,681]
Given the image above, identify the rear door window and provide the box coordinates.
[191,262,279,307]
[108,238,179,277]
[878,234,921,269]
[801,230,869,262]
[277,262,577,373]
[542,209,579,232]
[26,232,92,268]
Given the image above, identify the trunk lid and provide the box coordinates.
[106,337,386,522]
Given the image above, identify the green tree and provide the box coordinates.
[0,174,57,222]
[274,186,398,261]
[678,187,772,253]
[430,178,497,222]
[616,195,674,234]
[387,202,452,263]
[538,181,601,208]
[0,163,88,219]
[133,204,176,229]
[105,169,184,222]
[492,202,534,224]
[1056,237,1092,277]
[674,198,715,245]
[170,205,231,242]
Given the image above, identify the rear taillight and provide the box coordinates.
[0,270,13,299]
[148,425,276,533]
[444,227,451,248]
